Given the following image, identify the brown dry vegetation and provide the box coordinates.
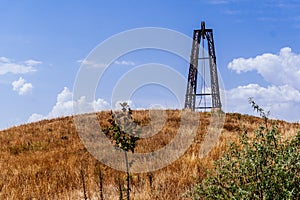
[0,110,299,199]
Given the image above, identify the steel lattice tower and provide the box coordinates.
[184,21,222,111]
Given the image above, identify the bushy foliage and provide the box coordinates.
[103,102,140,153]
[192,99,300,199]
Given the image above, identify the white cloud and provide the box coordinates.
[114,60,135,66]
[226,47,300,122]
[24,59,42,66]
[0,57,40,75]
[28,87,110,123]
[57,87,72,104]
[224,84,300,122]
[0,57,10,63]
[19,83,33,95]
[77,59,107,68]
[228,47,300,90]
[12,77,33,95]
[28,113,45,122]
[94,98,111,110]
[77,59,135,68]
[47,87,74,118]
[12,77,26,89]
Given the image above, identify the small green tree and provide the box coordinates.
[192,98,300,199]
[103,102,140,200]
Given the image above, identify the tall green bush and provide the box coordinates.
[192,99,300,199]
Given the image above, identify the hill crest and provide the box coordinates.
[0,110,299,199]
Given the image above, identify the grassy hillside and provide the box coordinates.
[0,110,299,199]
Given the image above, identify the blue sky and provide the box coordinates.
[1,0,300,129]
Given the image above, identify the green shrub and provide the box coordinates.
[103,102,140,153]
[192,99,300,199]
[103,102,140,200]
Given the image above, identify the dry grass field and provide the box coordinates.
[0,110,299,199]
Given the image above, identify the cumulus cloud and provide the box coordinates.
[28,113,45,122]
[12,77,33,95]
[0,57,40,75]
[225,84,300,122]
[226,47,300,122]
[228,47,300,90]
[47,87,73,118]
[28,87,110,122]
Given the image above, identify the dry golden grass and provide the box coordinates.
[0,110,299,199]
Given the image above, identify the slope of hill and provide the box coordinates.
[0,110,299,199]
